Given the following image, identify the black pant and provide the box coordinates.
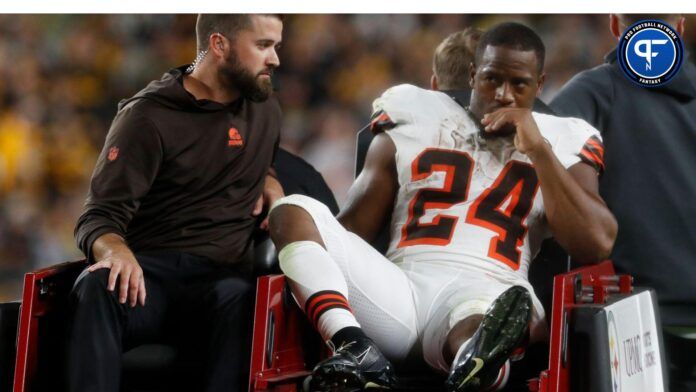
[665,330,696,392]
[66,251,254,392]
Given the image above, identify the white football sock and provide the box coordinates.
[278,240,360,340]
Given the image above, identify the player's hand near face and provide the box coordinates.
[481,108,548,157]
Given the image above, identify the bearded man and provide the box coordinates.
[68,14,284,392]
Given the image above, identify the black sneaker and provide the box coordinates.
[308,337,397,391]
[444,286,532,392]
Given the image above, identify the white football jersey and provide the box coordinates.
[371,84,604,280]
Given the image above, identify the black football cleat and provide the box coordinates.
[308,337,397,392]
[445,285,532,392]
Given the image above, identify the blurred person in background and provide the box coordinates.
[431,27,483,91]
[67,14,284,392]
[550,14,696,392]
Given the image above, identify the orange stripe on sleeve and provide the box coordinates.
[579,149,605,172]
[586,138,605,160]
[369,111,395,134]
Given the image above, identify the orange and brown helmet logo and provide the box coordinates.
[228,127,244,147]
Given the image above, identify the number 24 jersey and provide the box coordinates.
[371,84,605,280]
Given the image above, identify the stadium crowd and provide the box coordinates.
[0,14,692,301]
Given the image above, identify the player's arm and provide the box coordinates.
[528,147,617,264]
[337,132,398,243]
[483,108,617,264]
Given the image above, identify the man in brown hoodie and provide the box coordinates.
[69,14,284,392]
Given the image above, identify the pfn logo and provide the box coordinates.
[618,20,683,87]
[634,39,668,71]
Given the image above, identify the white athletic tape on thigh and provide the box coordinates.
[448,299,491,330]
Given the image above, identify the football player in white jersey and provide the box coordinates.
[268,22,617,392]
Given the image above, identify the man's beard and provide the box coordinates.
[219,53,274,103]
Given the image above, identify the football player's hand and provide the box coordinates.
[88,247,146,308]
[481,108,547,156]
[253,174,285,230]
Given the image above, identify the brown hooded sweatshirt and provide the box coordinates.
[75,66,281,268]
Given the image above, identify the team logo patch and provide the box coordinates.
[228,127,244,147]
[608,311,622,392]
[107,146,119,161]
[617,19,684,87]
